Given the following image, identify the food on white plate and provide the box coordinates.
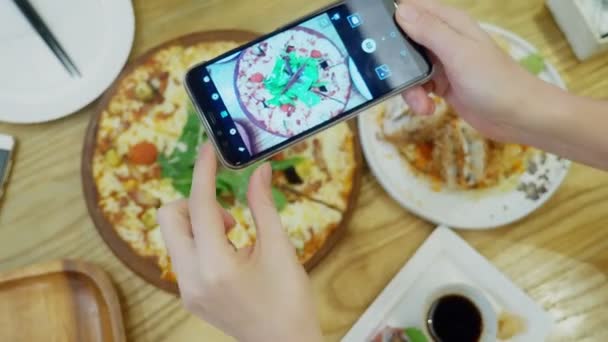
[371,327,427,342]
[497,311,527,339]
[89,39,360,282]
[377,95,533,191]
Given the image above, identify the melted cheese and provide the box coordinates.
[139,179,182,205]
[148,227,167,254]
[283,122,356,211]
[226,199,342,255]
[96,170,125,197]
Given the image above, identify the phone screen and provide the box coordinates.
[186,0,432,166]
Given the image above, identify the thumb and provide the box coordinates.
[247,163,293,254]
[396,1,462,61]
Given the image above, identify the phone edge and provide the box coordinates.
[184,0,434,170]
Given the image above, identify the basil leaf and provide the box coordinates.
[264,51,322,108]
[158,110,207,197]
[159,110,291,211]
[215,179,232,195]
[271,187,288,211]
[519,53,545,76]
[216,168,254,205]
[173,180,193,197]
[404,328,428,342]
[270,157,305,171]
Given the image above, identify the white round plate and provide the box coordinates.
[0,0,134,124]
[359,23,571,230]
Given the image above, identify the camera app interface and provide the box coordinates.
[196,2,430,164]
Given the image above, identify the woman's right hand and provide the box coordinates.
[396,0,559,143]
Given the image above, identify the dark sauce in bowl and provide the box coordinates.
[427,295,483,342]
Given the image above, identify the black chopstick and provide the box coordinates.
[13,0,81,77]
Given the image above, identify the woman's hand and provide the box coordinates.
[158,144,323,342]
[397,0,608,170]
[397,0,555,143]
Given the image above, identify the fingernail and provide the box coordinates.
[398,3,420,23]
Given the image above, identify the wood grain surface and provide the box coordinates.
[0,0,607,341]
[0,260,125,342]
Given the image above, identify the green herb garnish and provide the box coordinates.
[404,328,428,342]
[269,157,306,171]
[158,104,300,211]
[519,53,545,76]
[215,157,300,212]
[264,52,325,108]
[158,105,205,194]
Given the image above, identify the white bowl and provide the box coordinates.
[358,23,571,230]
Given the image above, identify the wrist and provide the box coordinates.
[509,81,573,146]
[510,83,608,169]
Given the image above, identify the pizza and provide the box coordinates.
[235,27,352,137]
[86,33,360,286]
[272,122,357,211]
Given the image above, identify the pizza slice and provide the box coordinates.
[225,196,344,264]
[271,122,358,212]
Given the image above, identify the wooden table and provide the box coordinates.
[1,0,607,341]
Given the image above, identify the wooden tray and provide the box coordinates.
[0,260,125,342]
[81,31,363,295]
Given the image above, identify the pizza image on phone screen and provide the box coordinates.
[207,14,370,153]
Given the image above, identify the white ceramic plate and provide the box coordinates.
[359,24,571,230]
[0,0,134,124]
[342,227,552,342]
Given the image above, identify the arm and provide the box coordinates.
[523,87,608,170]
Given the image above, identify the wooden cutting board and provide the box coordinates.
[0,260,125,342]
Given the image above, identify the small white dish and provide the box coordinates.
[0,0,135,124]
[358,23,571,230]
[342,227,552,342]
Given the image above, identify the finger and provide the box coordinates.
[236,245,254,258]
[396,1,465,61]
[405,0,487,41]
[246,163,293,256]
[422,80,436,94]
[430,60,450,97]
[221,208,236,229]
[189,143,232,255]
[158,200,200,286]
[402,86,435,115]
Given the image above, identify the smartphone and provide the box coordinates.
[0,134,15,199]
[185,0,433,169]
